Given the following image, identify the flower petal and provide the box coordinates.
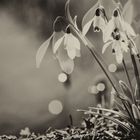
[120,32,129,52]
[65,34,80,59]
[93,16,107,32]
[102,41,112,54]
[82,18,94,36]
[71,34,80,50]
[114,42,123,64]
[36,33,54,68]
[103,19,114,42]
[52,31,65,54]
[67,49,76,59]
[56,46,74,74]
[82,1,99,35]
[76,49,81,57]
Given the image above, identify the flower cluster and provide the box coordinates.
[82,0,139,64]
[102,8,138,64]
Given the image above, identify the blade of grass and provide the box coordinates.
[78,109,133,132]
[88,107,130,121]
[122,59,135,103]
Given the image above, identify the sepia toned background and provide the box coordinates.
[0,0,140,135]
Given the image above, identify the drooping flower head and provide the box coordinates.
[53,26,81,74]
[102,30,129,64]
[82,0,107,36]
[93,6,107,32]
[36,17,81,74]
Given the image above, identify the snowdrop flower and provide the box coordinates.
[82,4,107,36]
[36,24,80,74]
[93,7,107,32]
[53,26,81,74]
[102,7,138,63]
[102,29,129,64]
[103,8,136,43]
[53,27,80,60]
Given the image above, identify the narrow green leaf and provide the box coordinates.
[36,33,54,68]
[124,101,135,122]
[119,80,133,104]
[134,84,139,101]
[114,99,125,112]
[52,31,65,54]
[84,110,132,132]
[88,107,130,121]
[132,104,140,121]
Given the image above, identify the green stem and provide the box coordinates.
[130,52,140,96]
[122,59,135,103]
[70,25,119,94]
[86,45,118,93]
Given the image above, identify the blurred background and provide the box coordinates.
[0,0,140,135]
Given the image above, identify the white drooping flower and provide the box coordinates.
[102,30,129,64]
[53,27,80,60]
[36,26,81,74]
[82,1,107,36]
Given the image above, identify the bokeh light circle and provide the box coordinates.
[108,64,117,73]
[48,100,63,115]
[58,73,67,83]
[88,85,99,94]
[97,83,105,91]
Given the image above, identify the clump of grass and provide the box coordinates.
[0,112,136,140]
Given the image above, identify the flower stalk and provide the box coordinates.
[130,52,140,97]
